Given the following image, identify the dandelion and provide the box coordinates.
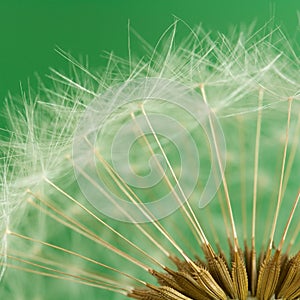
[0,21,300,300]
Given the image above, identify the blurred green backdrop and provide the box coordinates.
[0,1,299,299]
[0,0,299,126]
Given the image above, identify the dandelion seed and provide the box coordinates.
[0,22,300,300]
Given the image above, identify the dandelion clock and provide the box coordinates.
[0,22,300,299]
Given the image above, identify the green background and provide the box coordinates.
[0,0,299,106]
[0,1,299,299]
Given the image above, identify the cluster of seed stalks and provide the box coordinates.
[0,23,300,300]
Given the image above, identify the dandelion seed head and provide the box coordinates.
[1,21,300,299]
